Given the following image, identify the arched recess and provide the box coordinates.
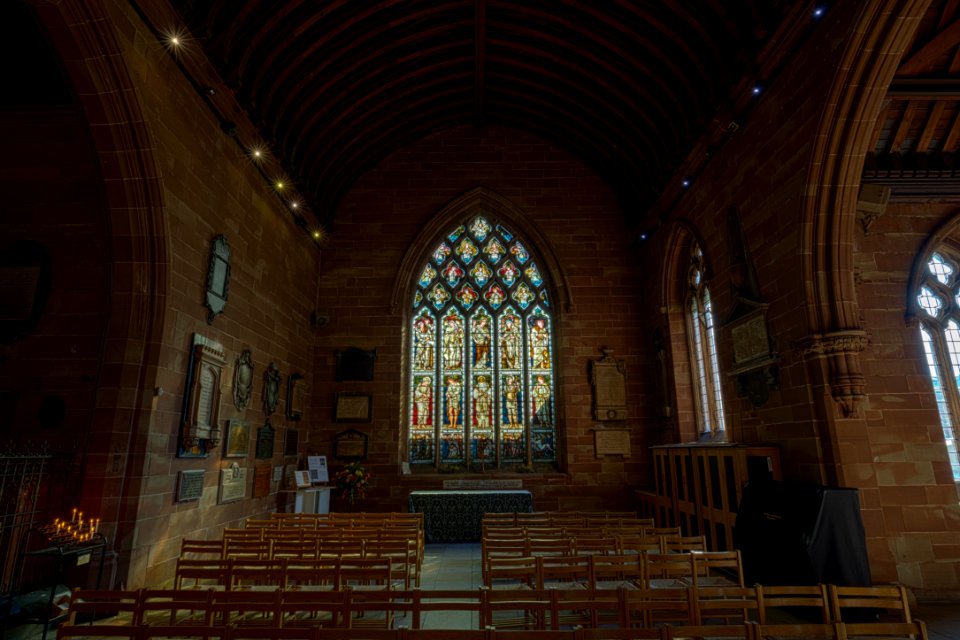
[799,0,929,418]
[906,210,960,324]
[31,0,168,585]
[660,219,715,443]
[391,186,572,468]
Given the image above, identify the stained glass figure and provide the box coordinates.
[510,241,530,264]
[513,282,535,309]
[408,215,556,470]
[433,242,451,264]
[456,237,478,263]
[442,261,465,287]
[470,217,492,241]
[419,264,437,288]
[471,261,493,286]
[498,260,521,287]
[484,238,506,263]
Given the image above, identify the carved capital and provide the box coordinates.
[794,330,869,418]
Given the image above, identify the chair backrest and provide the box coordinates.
[643,552,696,589]
[223,538,272,560]
[615,534,661,555]
[829,584,913,623]
[537,554,592,589]
[660,534,706,553]
[571,535,617,555]
[693,585,760,624]
[137,588,216,626]
[620,586,698,627]
[480,587,554,630]
[175,558,232,590]
[588,554,645,590]
[689,550,744,587]
[229,558,286,591]
[527,536,574,557]
[755,583,831,624]
[486,554,538,589]
[181,538,226,559]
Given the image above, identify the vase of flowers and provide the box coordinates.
[334,460,370,506]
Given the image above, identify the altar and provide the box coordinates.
[408,489,534,543]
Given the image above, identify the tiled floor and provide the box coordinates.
[5,543,960,637]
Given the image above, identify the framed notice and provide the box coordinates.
[593,427,632,458]
[334,392,372,423]
[253,463,272,498]
[218,465,247,504]
[223,420,250,458]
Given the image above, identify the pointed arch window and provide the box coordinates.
[686,240,726,436]
[915,251,960,480]
[408,216,557,471]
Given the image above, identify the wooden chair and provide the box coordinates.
[137,588,216,627]
[410,588,485,630]
[660,534,706,554]
[828,584,913,623]
[276,588,353,629]
[615,535,661,555]
[571,535,617,555]
[620,587,697,628]
[229,558,286,591]
[225,624,319,639]
[481,587,554,630]
[138,623,228,639]
[694,585,760,625]
[209,589,281,627]
[527,536,574,557]
[643,552,696,589]
[751,621,842,640]
[589,554,645,590]
[223,528,263,542]
[547,586,624,629]
[339,557,394,590]
[175,558,232,590]
[282,557,339,590]
[223,539,272,560]
[687,550,744,587]
[270,538,318,560]
[538,554,591,590]
[486,555,539,589]
[58,588,141,638]
[755,583,831,624]
[365,537,417,588]
[838,620,930,640]
[181,538,227,559]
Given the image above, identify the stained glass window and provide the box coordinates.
[408,216,556,471]
[916,252,960,480]
[686,240,726,436]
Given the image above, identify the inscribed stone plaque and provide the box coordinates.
[590,349,627,421]
[218,466,247,503]
[177,470,205,502]
[256,423,275,459]
[253,463,272,498]
[593,428,632,458]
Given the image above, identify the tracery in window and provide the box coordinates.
[408,216,556,471]
[916,251,960,480]
[686,240,726,436]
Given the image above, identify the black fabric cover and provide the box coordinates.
[734,480,872,587]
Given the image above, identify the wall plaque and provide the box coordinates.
[333,428,368,460]
[593,428,632,458]
[334,392,372,423]
[253,463,272,498]
[336,347,376,381]
[590,348,627,421]
[176,470,205,502]
[205,234,230,324]
[233,349,254,410]
[218,465,247,503]
[179,334,226,456]
[256,422,275,459]
[286,373,306,420]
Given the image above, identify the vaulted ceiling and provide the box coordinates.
[164,0,795,231]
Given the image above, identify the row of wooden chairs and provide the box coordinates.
[181,537,418,587]
[175,557,399,591]
[482,511,651,527]
[482,533,704,560]
[486,551,743,591]
[56,583,927,639]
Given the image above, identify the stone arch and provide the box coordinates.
[32,0,168,585]
[799,0,929,417]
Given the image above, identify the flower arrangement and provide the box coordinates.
[334,461,370,505]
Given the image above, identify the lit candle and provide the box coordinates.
[71,508,77,523]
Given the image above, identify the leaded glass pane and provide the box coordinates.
[703,288,727,433]
[929,252,953,285]
[408,215,556,470]
[918,286,942,317]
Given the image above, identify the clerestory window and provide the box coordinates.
[407,216,557,472]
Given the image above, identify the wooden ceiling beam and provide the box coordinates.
[898,17,960,76]
[916,100,947,153]
[941,108,960,153]
[890,100,919,153]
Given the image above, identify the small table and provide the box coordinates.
[408,490,534,543]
